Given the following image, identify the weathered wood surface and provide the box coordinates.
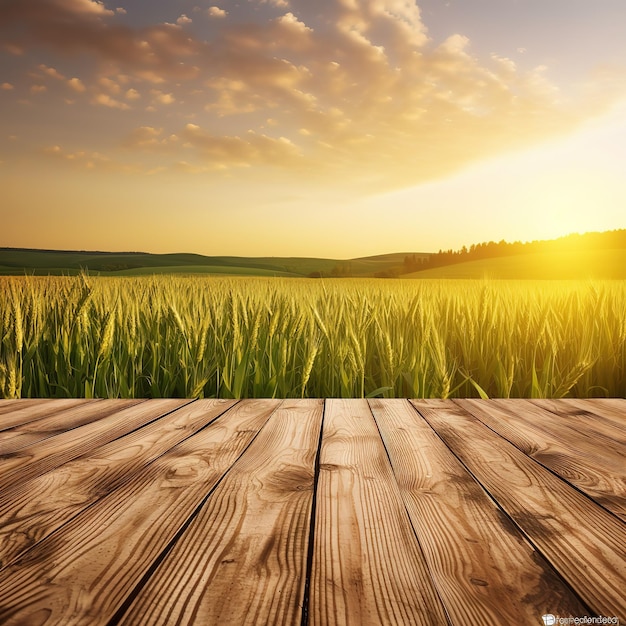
[0,398,624,626]
[412,399,626,619]
[0,399,237,569]
[310,399,448,626]
[372,399,589,625]
[121,399,321,626]
[457,398,626,521]
[531,398,626,446]
[0,399,190,497]
[0,399,95,431]
[0,399,143,456]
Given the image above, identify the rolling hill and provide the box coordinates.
[0,248,425,278]
[1,229,625,279]
[402,248,626,280]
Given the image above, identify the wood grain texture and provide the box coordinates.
[309,399,448,626]
[0,399,143,456]
[0,399,189,496]
[119,399,323,626]
[0,399,622,625]
[457,399,626,521]
[412,399,626,619]
[0,399,236,569]
[0,399,280,626]
[370,398,588,625]
[531,398,626,446]
[0,399,94,432]
[562,398,626,423]
[0,399,50,416]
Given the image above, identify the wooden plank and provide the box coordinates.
[568,399,626,422]
[119,399,323,626]
[0,399,280,626]
[0,399,143,455]
[370,399,588,625]
[0,399,236,568]
[457,399,626,521]
[530,398,626,447]
[0,399,94,432]
[309,399,448,626]
[0,399,50,416]
[532,399,626,443]
[0,399,189,495]
[491,398,624,466]
[411,399,626,619]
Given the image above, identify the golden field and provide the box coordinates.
[1,275,624,399]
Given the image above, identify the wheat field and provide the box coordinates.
[1,275,624,399]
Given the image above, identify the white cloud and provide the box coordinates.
[5,0,620,190]
[151,90,175,104]
[67,77,86,92]
[93,93,130,109]
[277,12,312,35]
[208,6,227,18]
[61,0,114,16]
[438,34,470,55]
[99,76,121,94]
[39,64,66,80]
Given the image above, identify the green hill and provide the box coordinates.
[2,230,625,279]
[0,248,424,278]
[402,248,626,280]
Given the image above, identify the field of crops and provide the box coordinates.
[1,275,625,399]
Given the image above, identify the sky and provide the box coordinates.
[1,0,625,258]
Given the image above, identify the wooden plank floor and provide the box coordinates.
[0,399,623,626]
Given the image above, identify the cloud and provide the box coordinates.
[181,123,301,168]
[123,125,163,148]
[68,0,113,16]
[278,11,308,29]
[67,77,86,92]
[42,143,135,172]
[0,0,200,81]
[151,90,175,104]
[93,93,130,109]
[1,83,14,90]
[2,42,23,55]
[208,7,227,18]
[5,0,624,189]
[39,64,66,80]
[30,84,47,94]
[99,76,121,94]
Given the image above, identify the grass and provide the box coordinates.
[1,275,624,399]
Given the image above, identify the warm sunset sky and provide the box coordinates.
[1,0,625,257]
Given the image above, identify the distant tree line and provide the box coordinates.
[307,229,626,278]
[411,229,626,272]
